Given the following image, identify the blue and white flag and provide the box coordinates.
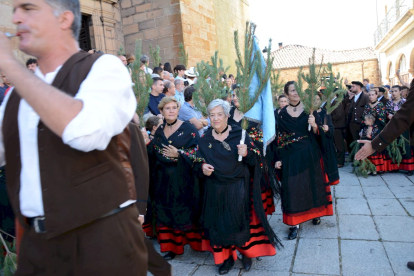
[245,36,276,154]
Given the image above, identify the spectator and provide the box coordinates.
[126,54,135,66]
[174,79,185,106]
[26,58,38,73]
[145,116,163,139]
[401,85,409,99]
[229,74,235,84]
[140,55,153,74]
[147,77,165,116]
[377,87,389,105]
[174,65,186,81]
[163,80,176,97]
[178,86,209,136]
[152,67,163,79]
[0,71,11,105]
[118,55,127,66]
[363,78,372,92]
[185,67,197,85]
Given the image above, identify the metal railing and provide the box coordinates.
[374,0,412,46]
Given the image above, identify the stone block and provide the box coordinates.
[121,6,136,18]
[359,175,386,186]
[381,173,413,186]
[168,13,181,24]
[133,12,147,23]
[336,198,371,215]
[399,198,414,216]
[123,24,139,35]
[155,16,169,27]
[125,32,144,45]
[362,186,395,198]
[388,184,414,199]
[335,185,363,198]
[367,198,407,216]
[173,33,183,47]
[151,0,173,9]
[163,46,179,59]
[374,215,414,242]
[159,24,181,37]
[170,262,198,275]
[146,9,164,20]
[293,239,340,275]
[157,36,173,49]
[169,246,209,265]
[300,215,338,239]
[163,4,180,16]
[144,28,160,40]
[191,265,239,275]
[139,19,155,30]
[338,214,380,240]
[131,0,144,5]
[120,0,132,9]
[135,3,152,13]
[341,240,393,276]
[383,242,414,276]
[122,16,134,26]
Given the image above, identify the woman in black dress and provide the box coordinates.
[227,92,280,216]
[276,81,333,240]
[146,97,202,260]
[195,99,281,275]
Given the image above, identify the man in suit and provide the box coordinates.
[346,81,370,143]
[377,87,389,105]
[331,96,346,167]
[356,79,414,272]
[0,0,148,274]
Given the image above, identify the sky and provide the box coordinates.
[249,0,381,51]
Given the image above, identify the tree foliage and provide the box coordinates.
[321,63,347,115]
[386,134,409,166]
[178,42,188,68]
[149,44,161,68]
[271,69,284,108]
[131,39,152,127]
[117,44,125,56]
[349,141,377,177]
[234,22,274,130]
[193,51,229,117]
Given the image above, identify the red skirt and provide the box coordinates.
[201,210,276,265]
[399,149,414,171]
[262,189,275,216]
[368,153,396,172]
[142,222,155,237]
[283,158,334,226]
[157,226,203,255]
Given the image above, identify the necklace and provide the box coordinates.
[215,125,229,135]
[166,119,177,128]
[289,101,301,112]
[370,101,377,105]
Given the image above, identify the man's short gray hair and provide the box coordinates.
[140,55,149,64]
[207,99,230,116]
[174,78,183,86]
[45,0,81,39]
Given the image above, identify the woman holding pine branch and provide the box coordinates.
[275,81,333,240]
[146,97,203,260]
[228,91,281,216]
[194,99,281,275]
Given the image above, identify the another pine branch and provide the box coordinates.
[178,43,188,68]
[149,44,161,68]
[321,63,347,114]
[271,70,284,108]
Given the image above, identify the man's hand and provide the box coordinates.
[0,32,18,71]
[138,216,144,225]
[275,161,282,169]
[355,140,375,160]
[322,125,329,132]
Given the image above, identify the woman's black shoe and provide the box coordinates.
[312,217,321,225]
[218,257,235,275]
[408,171,413,176]
[288,226,298,240]
[241,255,253,272]
[163,251,176,260]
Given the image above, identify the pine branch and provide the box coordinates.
[271,70,284,108]
[149,44,161,68]
[117,44,125,56]
[321,63,347,114]
[131,39,152,126]
[178,43,188,68]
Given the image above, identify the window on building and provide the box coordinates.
[399,54,407,72]
[78,15,92,52]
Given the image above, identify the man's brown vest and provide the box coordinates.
[3,51,135,239]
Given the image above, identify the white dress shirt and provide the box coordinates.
[354,92,362,103]
[0,54,137,217]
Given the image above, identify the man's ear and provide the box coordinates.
[59,11,75,33]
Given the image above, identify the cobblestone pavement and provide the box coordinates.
[148,164,414,276]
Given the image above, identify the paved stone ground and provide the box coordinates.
[148,163,414,276]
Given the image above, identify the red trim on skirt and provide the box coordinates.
[399,150,414,171]
[201,210,276,265]
[368,153,397,172]
[143,223,155,237]
[262,189,275,216]
[330,179,340,186]
[157,226,202,255]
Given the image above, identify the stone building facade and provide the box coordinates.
[272,45,381,86]
[1,0,249,72]
[374,0,414,86]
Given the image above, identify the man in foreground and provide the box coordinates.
[0,0,148,274]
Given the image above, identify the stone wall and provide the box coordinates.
[277,59,381,87]
[121,0,183,67]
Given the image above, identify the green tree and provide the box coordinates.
[149,44,161,68]
[271,69,284,108]
[117,44,125,56]
[131,40,152,127]
[178,43,188,68]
